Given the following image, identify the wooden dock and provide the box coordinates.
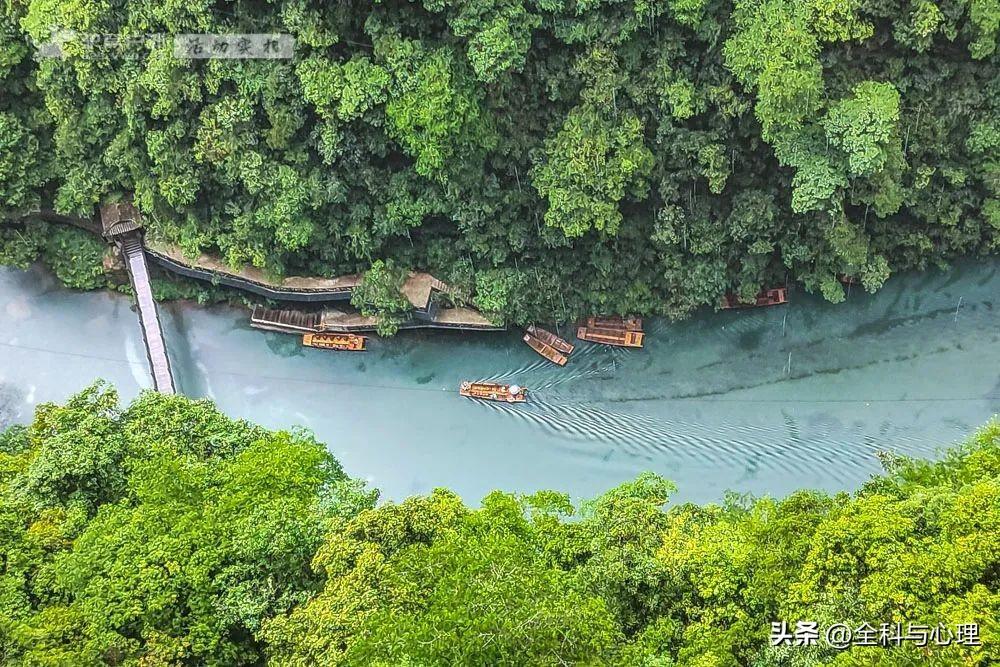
[250,306,322,333]
[249,305,503,334]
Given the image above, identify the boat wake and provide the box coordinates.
[479,396,891,481]
[486,357,551,380]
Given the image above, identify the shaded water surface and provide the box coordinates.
[1,260,997,504]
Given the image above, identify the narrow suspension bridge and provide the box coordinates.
[101,203,175,394]
[94,199,502,393]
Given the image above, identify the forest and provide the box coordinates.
[0,384,996,665]
[0,0,998,324]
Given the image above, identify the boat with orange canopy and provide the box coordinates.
[459,381,527,403]
[302,333,367,351]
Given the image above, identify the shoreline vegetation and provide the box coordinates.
[1,0,997,328]
[1,214,507,334]
[1,383,997,664]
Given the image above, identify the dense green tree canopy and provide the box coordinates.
[1,386,998,664]
[0,0,997,324]
[0,383,375,665]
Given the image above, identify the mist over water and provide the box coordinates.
[1,260,997,504]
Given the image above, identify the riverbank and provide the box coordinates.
[3,214,505,332]
[2,258,996,504]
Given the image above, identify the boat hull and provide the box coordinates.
[302,333,367,351]
[586,315,643,331]
[523,333,568,365]
[459,381,527,402]
[576,326,644,348]
[526,325,574,354]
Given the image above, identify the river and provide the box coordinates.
[1,260,997,504]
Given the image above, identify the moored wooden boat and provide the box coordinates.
[526,325,574,354]
[719,287,788,310]
[302,332,366,351]
[459,381,527,402]
[586,315,643,331]
[576,326,644,348]
[523,333,568,365]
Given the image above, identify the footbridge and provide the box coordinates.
[100,204,175,394]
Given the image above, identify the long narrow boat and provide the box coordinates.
[523,333,568,366]
[302,332,366,351]
[577,326,644,348]
[459,381,527,403]
[526,325,574,354]
[586,315,643,331]
[719,287,788,310]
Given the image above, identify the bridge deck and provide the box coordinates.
[121,234,175,394]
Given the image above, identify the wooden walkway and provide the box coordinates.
[145,241,458,312]
[250,304,504,334]
[120,234,175,394]
[143,240,503,332]
[250,306,321,333]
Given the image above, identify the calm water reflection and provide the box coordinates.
[1,261,997,504]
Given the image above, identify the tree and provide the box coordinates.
[350,259,414,336]
[2,387,998,665]
[532,105,654,238]
[0,0,996,325]
[1,384,374,666]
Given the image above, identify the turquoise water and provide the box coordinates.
[1,260,997,504]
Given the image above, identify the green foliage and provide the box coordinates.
[532,106,654,237]
[0,113,44,210]
[351,259,414,336]
[265,490,622,665]
[382,43,495,182]
[0,223,44,268]
[966,0,1000,58]
[824,82,903,178]
[0,384,372,666]
[41,226,110,290]
[0,384,1000,666]
[447,0,542,83]
[724,0,825,139]
[0,0,996,323]
[472,267,525,319]
[4,388,999,665]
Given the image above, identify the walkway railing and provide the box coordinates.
[120,234,175,394]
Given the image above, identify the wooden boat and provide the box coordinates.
[576,326,644,348]
[719,287,788,310]
[523,333,568,366]
[837,274,858,286]
[459,381,527,403]
[526,325,574,354]
[586,315,643,331]
[302,332,366,351]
